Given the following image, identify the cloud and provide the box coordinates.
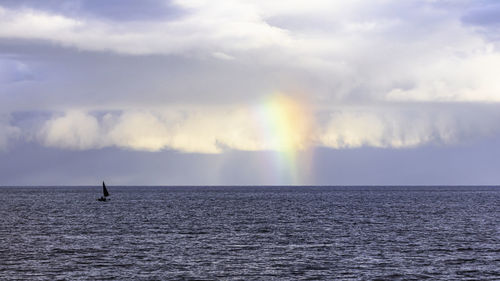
[0,3,290,55]
[0,0,182,22]
[35,104,500,153]
[2,0,500,155]
[212,52,234,61]
[461,1,500,26]
[0,58,33,83]
[39,107,269,153]
[319,109,453,149]
[385,49,500,102]
[2,0,500,106]
[0,115,21,151]
[38,111,101,150]
[2,1,500,185]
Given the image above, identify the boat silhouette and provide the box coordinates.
[97,181,110,202]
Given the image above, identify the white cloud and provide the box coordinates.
[105,111,170,152]
[36,104,500,153]
[0,3,291,55]
[318,109,459,149]
[212,52,234,60]
[38,111,101,150]
[386,49,500,102]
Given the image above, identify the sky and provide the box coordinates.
[1,0,500,185]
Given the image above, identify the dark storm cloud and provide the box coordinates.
[2,134,500,185]
[0,39,283,112]
[311,134,500,186]
[0,143,224,185]
[461,2,500,26]
[80,0,183,21]
[0,57,34,83]
[0,0,183,21]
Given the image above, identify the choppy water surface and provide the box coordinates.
[0,186,499,280]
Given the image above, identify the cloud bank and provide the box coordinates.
[1,0,500,154]
[1,0,500,105]
[32,104,499,153]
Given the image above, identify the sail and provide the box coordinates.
[103,181,110,197]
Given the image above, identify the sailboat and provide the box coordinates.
[97,181,110,202]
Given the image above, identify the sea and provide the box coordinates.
[0,186,499,280]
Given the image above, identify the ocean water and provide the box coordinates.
[0,186,499,280]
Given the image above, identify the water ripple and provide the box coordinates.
[0,186,499,280]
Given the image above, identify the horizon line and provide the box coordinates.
[1,184,499,188]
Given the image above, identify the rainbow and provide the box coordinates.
[254,94,314,185]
